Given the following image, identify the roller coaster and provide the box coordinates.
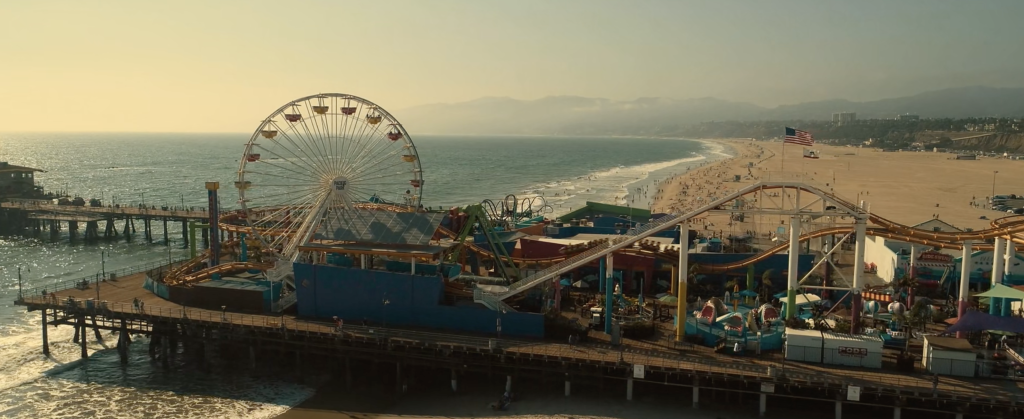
[160,181,1024,307]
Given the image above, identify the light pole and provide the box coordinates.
[498,307,506,339]
[17,266,23,302]
[141,192,145,208]
[101,250,106,279]
[382,294,391,330]
[992,171,999,201]
[180,193,185,210]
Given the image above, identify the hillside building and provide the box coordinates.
[832,112,857,126]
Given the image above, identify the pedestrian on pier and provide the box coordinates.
[139,300,145,314]
[931,373,939,397]
[133,298,140,313]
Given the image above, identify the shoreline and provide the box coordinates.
[619,139,738,213]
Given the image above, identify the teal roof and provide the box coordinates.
[558,201,651,221]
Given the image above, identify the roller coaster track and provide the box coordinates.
[486,182,1024,302]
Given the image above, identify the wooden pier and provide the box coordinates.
[0,200,209,245]
[13,268,1024,419]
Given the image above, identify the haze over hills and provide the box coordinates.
[398,86,1024,136]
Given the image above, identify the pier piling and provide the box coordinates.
[345,357,352,389]
[395,363,403,395]
[626,377,633,401]
[91,315,103,341]
[835,398,842,419]
[161,335,170,370]
[564,374,570,396]
[759,393,767,417]
[181,220,188,247]
[78,315,88,359]
[163,218,169,244]
[41,309,50,356]
[451,369,457,392]
[692,377,700,408]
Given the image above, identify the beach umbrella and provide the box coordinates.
[559,278,572,287]
[738,289,758,298]
[659,295,678,304]
[572,280,590,289]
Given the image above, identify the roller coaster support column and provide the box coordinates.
[240,233,248,263]
[851,218,867,333]
[786,216,800,320]
[599,258,606,293]
[1002,240,1013,317]
[605,253,614,334]
[908,245,917,306]
[188,222,205,259]
[206,182,220,267]
[676,227,689,342]
[957,240,973,338]
[990,238,1006,315]
[1007,241,1016,280]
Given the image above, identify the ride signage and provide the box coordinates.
[917,251,953,263]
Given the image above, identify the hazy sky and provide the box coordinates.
[2,0,1022,132]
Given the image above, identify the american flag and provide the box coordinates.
[784,127,814,146]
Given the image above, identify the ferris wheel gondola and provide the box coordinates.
[237,93,424,272]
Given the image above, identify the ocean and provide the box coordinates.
[0,132,726,418]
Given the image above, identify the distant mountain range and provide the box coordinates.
[397,86,1024,136]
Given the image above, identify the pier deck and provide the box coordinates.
[18,271,1024,414]
[2,201,210,220]
[25,212,106,222]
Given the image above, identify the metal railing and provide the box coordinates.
[25,294,512,350]
[19,258,191,301]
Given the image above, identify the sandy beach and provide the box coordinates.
[652,139,1024,234]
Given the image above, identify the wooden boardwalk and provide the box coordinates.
[19,272,1023,408]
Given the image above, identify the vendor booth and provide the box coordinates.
[821,331,883,369]
[785,328,883,368]
[785,328,823,363]
[922,336,976,377]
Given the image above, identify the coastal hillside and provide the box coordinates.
[399,86,1024,135]
[950,133,1024,153]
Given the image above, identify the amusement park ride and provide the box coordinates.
[156,93,1024,343]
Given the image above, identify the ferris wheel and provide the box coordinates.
[236,93,423,266]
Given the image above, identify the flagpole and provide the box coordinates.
[781,140,786,173]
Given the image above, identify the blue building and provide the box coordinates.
[292,208,545,338]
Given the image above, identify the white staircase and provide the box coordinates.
[474,288,517,312]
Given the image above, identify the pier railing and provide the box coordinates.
[19,258,192,301]
[1,201,210,219]
[17,291,1023,404]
